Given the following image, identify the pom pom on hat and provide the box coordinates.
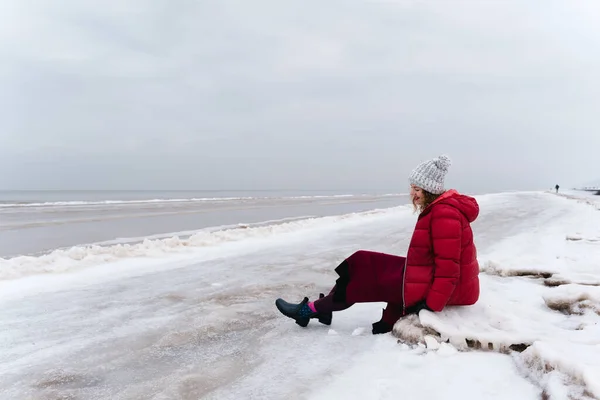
[409,154,452,194]
[434,154,451,172]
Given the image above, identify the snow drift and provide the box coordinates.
[0,206,409,280]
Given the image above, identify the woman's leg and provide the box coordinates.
[312,285,354,313]
[275,251,405,328]
[274,285,352,327]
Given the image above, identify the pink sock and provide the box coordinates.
[308,301,317,313]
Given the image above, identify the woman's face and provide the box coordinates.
[410,185,424,206]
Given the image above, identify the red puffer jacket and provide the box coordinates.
[403,189,480,312]
[333,189,480,326]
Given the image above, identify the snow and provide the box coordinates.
[351,327,366,336]
[309,344,539,400]
[1,191,600,399]
[424,335,441,350]
[0,206,408,281]
[559,189,600,210]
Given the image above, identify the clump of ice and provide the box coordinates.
[423,335,440,350]
[480,260,554,279]
[566,233,600,242]
[543,285,600,316]
[392,314,441,345]
[437,342,458,356]
[351,327,365,336]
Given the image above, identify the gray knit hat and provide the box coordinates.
[408,154,452,194]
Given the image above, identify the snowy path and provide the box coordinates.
[0,192,594,399]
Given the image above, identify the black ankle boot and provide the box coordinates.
[275,296,314,327]
[275,294,332,327]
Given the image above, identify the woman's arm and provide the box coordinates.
[425,206,462,311]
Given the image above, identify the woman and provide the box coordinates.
[275,155,480,334]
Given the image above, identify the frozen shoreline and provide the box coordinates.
[0,193,407,258]
[1,191,599,399]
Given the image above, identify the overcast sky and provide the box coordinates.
[1,0,599,193]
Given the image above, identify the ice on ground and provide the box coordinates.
[2,191,600,399]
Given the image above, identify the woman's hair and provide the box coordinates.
[413,189,441,213]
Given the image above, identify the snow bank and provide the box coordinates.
[0,193,393,208]
[543,285,600,317]
[0,197,251,208]
[557,190,600,210]
[308,337,539,400]
[0,206,409,280]
[517,341,600,400]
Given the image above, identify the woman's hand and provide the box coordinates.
[404,300,432,316]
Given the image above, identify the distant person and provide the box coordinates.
[555,184,560,193]
[275,155,480,334]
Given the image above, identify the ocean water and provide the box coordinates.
[0,190,379,204]
[0,190,408,258]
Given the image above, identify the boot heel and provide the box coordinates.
[316,293,332,325]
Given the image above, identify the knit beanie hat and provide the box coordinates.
[408,155,452,194]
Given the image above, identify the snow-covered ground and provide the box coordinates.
[1,191,599,399]
[559,189,600,211]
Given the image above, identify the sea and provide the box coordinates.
[0,190,409,259]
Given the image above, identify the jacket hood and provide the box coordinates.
[427,189,480,222]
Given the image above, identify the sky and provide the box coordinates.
[1,0,599,193]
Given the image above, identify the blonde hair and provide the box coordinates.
[412,189,442,213]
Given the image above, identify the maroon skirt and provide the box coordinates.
[333,250,406,305]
